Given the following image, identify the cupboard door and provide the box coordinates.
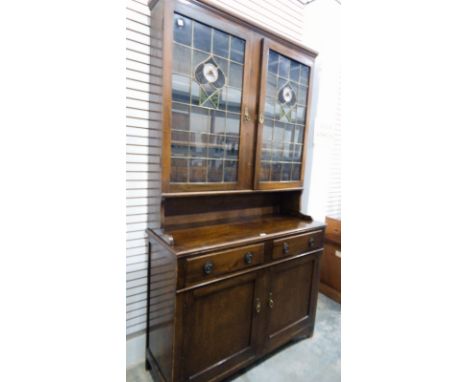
[164,3,256,193]
[180,271,266,382]
[264,253,321,353]
[254,39,315,190]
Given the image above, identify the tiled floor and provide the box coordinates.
[127,293,341,382]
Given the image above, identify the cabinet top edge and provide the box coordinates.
[161,188,303,198]
[148,0,319,58]
[148,216,326,257]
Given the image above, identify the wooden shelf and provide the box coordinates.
[150,214,325,257]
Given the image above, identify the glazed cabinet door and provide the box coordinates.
[178,271,267,382]
[263,253,321,353]
[163,1,256,193]
[254,39,315,190]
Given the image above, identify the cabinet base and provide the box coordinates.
[146,325,315,382]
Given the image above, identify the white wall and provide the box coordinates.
[302,0,341,221]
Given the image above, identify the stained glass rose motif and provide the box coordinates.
[278,83,297,106]
[195,56,226,108]
[277,82,297,122]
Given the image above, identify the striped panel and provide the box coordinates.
[126,0,162,336]
[203,0,306,43]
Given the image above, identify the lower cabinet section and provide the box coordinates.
[265,254,320,352]
[178,271,266,382]
[147,232,324,382]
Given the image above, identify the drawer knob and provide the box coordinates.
[283,242,289,254]
[309,237,315,247]
[203,261,214,275]
[244,252,254,264]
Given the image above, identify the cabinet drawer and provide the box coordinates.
[272,231,323,260]
[184,243,265,286]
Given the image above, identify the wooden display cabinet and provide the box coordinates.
[146,1,322,381]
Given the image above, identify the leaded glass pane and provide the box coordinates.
[260,49,311,182]
[173,44,191,75]
[230,37,245,63]
[173,15,192,46]
[228,62,243,88]
[190,159,207,182]
[207,159,223,182]
[260,162,271,181]
[223,160,238,182]
[172,74,190,103]
[171,13,246,184]
[226,87,241,113]
[171,158,188,182]
[194,22,211,52]
[213,30,229,58]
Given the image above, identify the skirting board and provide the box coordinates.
[127,333,146,368]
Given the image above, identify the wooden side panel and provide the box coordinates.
[319,242,341,302]
[325,215,341,244]
[146,233,177,382]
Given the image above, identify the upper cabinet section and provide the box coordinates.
[254,40,314,190]
[170,13,249,189]
[152,0,317,194]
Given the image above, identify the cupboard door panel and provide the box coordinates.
[255,39,315,190]
[264,253,321,353]
[164,5,256,193]
[181,271,266,382]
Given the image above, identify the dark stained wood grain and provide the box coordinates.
[164,215,324,256]
[180,271,266,382]
[272,230,323,260]
[146,1,324,381]
[319,216,341,303]
[264,253,321,353]
[184,242,265,286]
[162,191,302,229]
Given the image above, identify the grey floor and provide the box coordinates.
[127,293,341,382]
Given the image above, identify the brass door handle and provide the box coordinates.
[259,113,264,124]
[268,292,274,309]
[244,107,251,122]
[255,298,261,313]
